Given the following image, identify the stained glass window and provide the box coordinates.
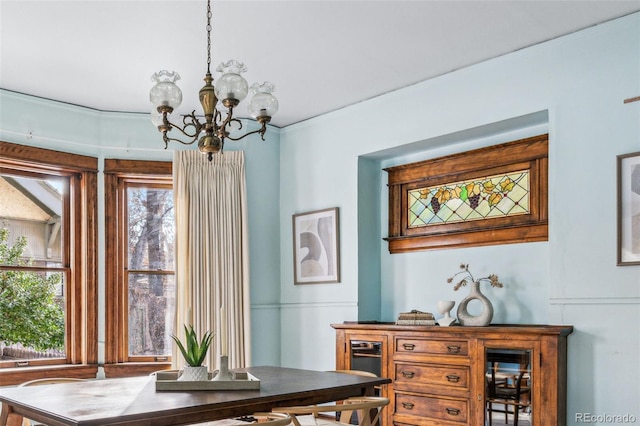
[408,170,530,228]
[385,134,548,253]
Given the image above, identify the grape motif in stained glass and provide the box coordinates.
[408,170,530,228]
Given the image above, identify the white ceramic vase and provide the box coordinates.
[436,300,456,326]
[456,281,493,326]
[179,365,209,381]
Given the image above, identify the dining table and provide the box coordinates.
[0,366,390,426]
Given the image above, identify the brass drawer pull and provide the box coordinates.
[401,371,415,379]
[402,343,415,351]
[447,345,461,353]
[446,408,460,416]
[446,374,460,383]
[401,402,415,410]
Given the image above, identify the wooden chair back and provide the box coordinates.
[273,396,389,426]
[18,377,85,387]
[249,412,292,426]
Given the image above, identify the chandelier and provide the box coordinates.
[149,0,278,161]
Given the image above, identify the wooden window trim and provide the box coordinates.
[103,159,173,378]
[384,134,548,253]
[0,141,98,385]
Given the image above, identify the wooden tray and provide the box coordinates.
[155,370,261,391]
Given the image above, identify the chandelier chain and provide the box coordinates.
[206,0,212,74]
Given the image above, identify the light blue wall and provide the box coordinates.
[2,10,640,423]
[0,90,282,367]
[279,12,640,424]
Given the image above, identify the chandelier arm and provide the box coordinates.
[220,115,243,141]
[223,124,268,142]
[160,111,206,146]
[178,111,205,137]
[224,116,244,132]
[162,133,199,147]
[213,109,224,137]
[220,106,237,129]
[219,107,263,142]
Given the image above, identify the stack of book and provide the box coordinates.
[396,310,435,326]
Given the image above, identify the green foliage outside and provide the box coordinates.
[0,227,65,352]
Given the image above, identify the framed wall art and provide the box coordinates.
[617,151,640,265]
[292,207,340,284]
[384,134,548,253]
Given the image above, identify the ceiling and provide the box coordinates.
[2,1,640,128]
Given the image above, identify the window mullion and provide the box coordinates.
[119,180,130,363]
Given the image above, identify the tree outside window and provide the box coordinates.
[0,227,65,358]
[126,186,175,357]
[0,172,67,362]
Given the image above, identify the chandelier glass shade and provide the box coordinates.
[149,0,278,161]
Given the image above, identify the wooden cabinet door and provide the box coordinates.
[473,339,541,426]
[336,330,391,425]
[337,331,388,378]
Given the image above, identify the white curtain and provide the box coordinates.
[172,150,251,371]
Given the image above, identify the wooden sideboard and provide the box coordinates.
[332,323,573,426]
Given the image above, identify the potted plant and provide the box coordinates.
[171,324,214,381]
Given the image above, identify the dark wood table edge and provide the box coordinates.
[1,367,391,426]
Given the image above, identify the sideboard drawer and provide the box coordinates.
[394,363,469,390]
[395,392,468,424]
[396,338,468,356]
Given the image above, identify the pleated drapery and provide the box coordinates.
[172,150,251,371]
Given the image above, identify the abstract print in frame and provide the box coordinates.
[292,207,340,284]
[617,151,640,265]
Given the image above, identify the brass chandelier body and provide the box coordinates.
[150,0,278,161]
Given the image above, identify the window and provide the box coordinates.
[0,141,98,385]
[385,134,548,252]
[104,159,174,377]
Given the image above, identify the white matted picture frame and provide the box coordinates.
[292,207,340,284]
[617,151,640,265]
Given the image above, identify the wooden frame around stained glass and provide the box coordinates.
[384,134,548,253]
